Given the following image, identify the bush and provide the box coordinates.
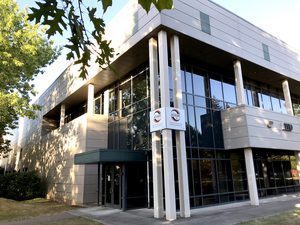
[0,171,43,201]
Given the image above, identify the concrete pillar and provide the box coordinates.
[282,79,294,116]
[244,147,259,206]
[87,84,94,114]
[170,35,190,218]
[149,37,164,218]
[294,151,300,183]
[233,60,246,105]
[60,104,65,127]
[104,90,109,115]
[158,30,176,221]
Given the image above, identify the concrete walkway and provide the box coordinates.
[1,194,300,225]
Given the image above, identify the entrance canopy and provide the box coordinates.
[74,149,148,165]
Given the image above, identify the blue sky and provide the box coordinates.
[18,0,300,101]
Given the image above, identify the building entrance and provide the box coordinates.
[104,164,121,208]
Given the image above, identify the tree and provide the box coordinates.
[0,0,61,158]
[28,0,174,79]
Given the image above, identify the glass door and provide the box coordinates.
[105,164,121,208]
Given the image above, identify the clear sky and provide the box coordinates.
[18,0,300,101]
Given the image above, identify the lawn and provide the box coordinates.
[0,198,81,222]
[235,208,300,225]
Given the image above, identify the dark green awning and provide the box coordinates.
[74,149,148,165]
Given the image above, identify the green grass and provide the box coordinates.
[235,208,300,225]
[0,198,82,222]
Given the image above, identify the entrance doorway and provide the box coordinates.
[104,164,121,208]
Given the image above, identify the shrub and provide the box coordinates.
[0,171,43,201]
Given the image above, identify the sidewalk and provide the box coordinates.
[68,194,300,225]
[1,194,300,225]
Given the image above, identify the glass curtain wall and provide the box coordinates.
[253,149,300,197]
[170,62,249,208]
[243,77,287,113]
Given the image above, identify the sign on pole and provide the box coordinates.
[150,107,186,132]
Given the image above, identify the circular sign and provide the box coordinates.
[171,109,180,122]
[153,110,161,123]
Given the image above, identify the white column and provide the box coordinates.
[158,30,176,221]
[233,60,246,105]
[244,148,259,206]
[282,79,294,116]
[104,90,109,115]
[170,35,190,218]
[60,104,65,127]
[294,151,300,183]
[149,37,164,218]
[87,84,94,114]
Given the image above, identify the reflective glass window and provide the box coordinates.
[218,160,233,193]
[181,66,186,92]
[132,110,149,150]
[201,160,217,194]
[279,96,287,114]
[231,160,247,191]
[120,80,131,108]
[186,66,193,93]
[193,160,201,195]
[193,68,206,97]
[210,73,223,100]
[169,66,173,90]
[223,77,236,104]
[188,106,197,147]
[271,92,281,113]
[195,107,207,147]
[261,90,272,110]
[133,72,147,103]
[293,99,300,117]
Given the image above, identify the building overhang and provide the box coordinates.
[74,149,149,165]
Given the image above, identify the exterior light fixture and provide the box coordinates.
[267,121,273,128]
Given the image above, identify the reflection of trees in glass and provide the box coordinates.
[211,95,223,110]
[132,72,147,103]
[132,110,149,150]
[293,102,300,117]
[120,81,131,108]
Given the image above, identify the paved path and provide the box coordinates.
[1,194,300,225]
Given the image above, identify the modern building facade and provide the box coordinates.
[2,0,300,221]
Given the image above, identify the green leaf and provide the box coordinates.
[101,0,112,13]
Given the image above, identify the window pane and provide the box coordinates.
[181,66,186,92]
[186,66,192,94]
[210,74,223,100]
[133,72,147,102]
[252,87,261,107]
[261,90,272,110]
[293,100,300,117]
[201,160,217,194]
[120,80,131,108]
[193,68,206,97]
[231,160,247,191]
[132,110,149,150]
[94,98,100,114]
[193,160,201,195]
[188,106,197,147]
[223,77,236,104]
[218,160,233,193]
[280,96,287,114]
[194,96,207,108]
[195,107,207,147]
[169,66,173,90]
[271,96,281,113]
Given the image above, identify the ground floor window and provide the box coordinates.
[253,149,300,197]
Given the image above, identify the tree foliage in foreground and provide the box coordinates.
[28,0,174,79]
[0,0,61,158]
